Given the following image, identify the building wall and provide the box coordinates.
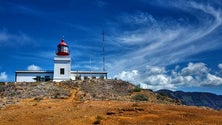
[16,72,53,82]
[15,71,107,82]
[71,71,108,80]
[53,56,71,81]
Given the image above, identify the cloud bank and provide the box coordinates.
[107,1,222,67]
[115,62,222,90]
[105,1,222,90]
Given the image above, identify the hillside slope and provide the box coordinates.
[1,80,222,125]
[157,89,222,110]
[1,99,222,125]
[0,79,176,109]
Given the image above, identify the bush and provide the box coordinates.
[0,82,5,86]
[75,75,81,80]
[99,75,104,80]
[133,86,141,92]
[132,94,148,101]
[96,115,103,120]
[93,115,103,124]
[84,76,88,80]
[10,92,16,96]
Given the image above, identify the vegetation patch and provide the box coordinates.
[132,94,149,101]
[0,82,5,86]
[133,86,141,92]
[93,115,103,124]
[157,93,168,100]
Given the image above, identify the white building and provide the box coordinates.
[15,38,107,82]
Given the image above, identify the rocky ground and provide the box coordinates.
[1,99,222,125]
[0,79,177,109]
[1,79,221,124]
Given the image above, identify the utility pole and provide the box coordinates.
[90,54,92,78]
[102,31,105,71]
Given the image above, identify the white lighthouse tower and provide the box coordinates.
[53,38,71,81]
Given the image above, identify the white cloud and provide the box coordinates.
[117,12,182,45]
[146,65,166,75]
[27,64,42,70]
[114,62,222,90]
[114,70,139,84]
[181,62,208,76]
[0,31,10,41]
[171,62,222,87]
[204,74,222,86]
[106,1,222,77]
[218,64,222,69]
[121,12,156,25]
[0,72,7,81]
[0,29,32,46]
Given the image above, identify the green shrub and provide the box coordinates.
[0,82,5,86]
[84,76,88,80]
[157,94,167,100]
[96,115,103,121]
[93,115,103,124]
[133,86,141,92]
[10,92,16,96]
[132,94,148,101]
[75,75,81,80]
[99,75,104,80]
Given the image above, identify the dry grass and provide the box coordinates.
[1,81,221,124]
[0,98,222,125]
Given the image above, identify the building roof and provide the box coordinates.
[15,70,107,74]
[15,70,53,73]
[58,38,68,46]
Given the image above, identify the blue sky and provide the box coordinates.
[1,0,222,94]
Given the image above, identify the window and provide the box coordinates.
[61,46,68,53]
[60,68,65,75]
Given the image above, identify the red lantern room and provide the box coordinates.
[56,38,70,56]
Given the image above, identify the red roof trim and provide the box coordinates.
[56,52,70,56]
[58,38,68,46]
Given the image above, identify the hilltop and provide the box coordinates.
[1,79,222,125]
[157,89,222,110]
[0,79,177,107]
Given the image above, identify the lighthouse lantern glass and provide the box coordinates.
[62,46,68,53]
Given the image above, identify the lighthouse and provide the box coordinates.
[53,38,71,81]
[15,37,108,82]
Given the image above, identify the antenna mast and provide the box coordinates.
[102,31,105,71]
